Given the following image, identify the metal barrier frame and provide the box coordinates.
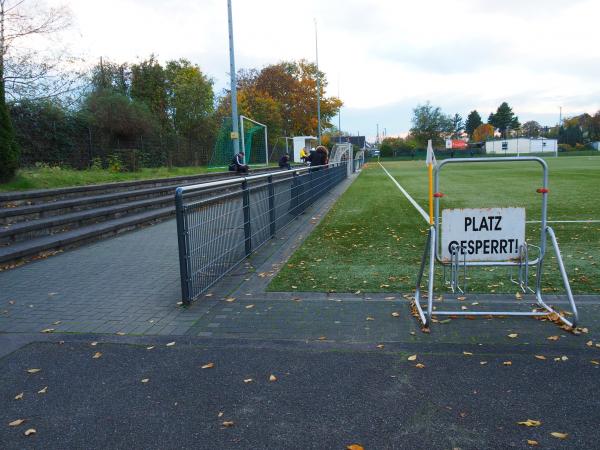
[414,157,579,328]
[175,161,350,304]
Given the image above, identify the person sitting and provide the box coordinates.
[229,151,249,174]
[278,153,291,170]
[300,147,308,163]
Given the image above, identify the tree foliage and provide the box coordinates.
[465,110,483,137]
[488,102,520,136]
[472,123,495,142]
[0,63,18,181]
[522,120,542,137]
[409,102,453,146]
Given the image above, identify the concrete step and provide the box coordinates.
[0,196,173,244]
[0,206,175,265]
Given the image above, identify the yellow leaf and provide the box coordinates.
[201,362,214,369]
[376,344,384,349]
[547,335,560,341]
[222,421,234,427]
[318,336,327,340]
[243,378,253,383]
[24,428,36,436]
[527,439,539,446]
[550,432,568,440]
[463,352,473,356]
[508,333,518,338]
[591,360,600,365]
[415,363,425,369]
[166,342,176,347]
[457,296,466,301]
[347,445,365,450]
[217,412,224,418]
[9,419,26,426]
[37,386,48,394]
[586,340,593,347]
[269,374,277,382]
[90,341,98,346]
[40,328,55,333]
[391,312,400,317]
[245,304,255,309]
[515,292,523,300]
[534,355,546,360]
[503,361,512,366]
[146,346,155,350]
[366,316,375,321]
[407,354,417,361]
[518,419,542,427]
[116,331,126,336]
[480,361,488,365]
[92,352,102,359]
[14,392,24,400]
[141,378,149,383]
[26,368,41,374]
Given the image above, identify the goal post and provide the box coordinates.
[240,115,268,166]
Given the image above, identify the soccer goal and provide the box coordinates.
[240,115,268,166]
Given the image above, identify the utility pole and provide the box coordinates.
[376,124,379,144]
[315,18,321,145]
[227,0,240,156]
[338,75,341,143]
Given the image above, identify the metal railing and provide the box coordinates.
[175,163,348,303]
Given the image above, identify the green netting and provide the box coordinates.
[208,116,268,168]
[209,117,234,168]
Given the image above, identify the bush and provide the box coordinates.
[0,80,19,182]
[107,154,125,173]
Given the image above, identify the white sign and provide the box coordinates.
[441,207,526,262]
[445,139,452,149]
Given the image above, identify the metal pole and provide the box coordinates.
[315,18,321,145]
[227,0,240,156]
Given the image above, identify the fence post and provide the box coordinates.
[175,188,191,305]
[268,175,276,237]
[242,180,252,256]
[291,171,299,217]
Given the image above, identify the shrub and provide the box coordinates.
[107,154,125,173]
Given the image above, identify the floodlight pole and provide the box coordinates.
[227,0,240,156]
[315,18,321,145]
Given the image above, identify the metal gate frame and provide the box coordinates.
[414,157,579,328]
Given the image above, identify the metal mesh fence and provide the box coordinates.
[175,163,348,303]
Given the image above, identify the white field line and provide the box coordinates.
[378,162,429,223]
[527,220,600,224]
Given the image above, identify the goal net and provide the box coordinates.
[240,115,268,166]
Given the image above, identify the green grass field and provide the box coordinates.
[269,156,600,294]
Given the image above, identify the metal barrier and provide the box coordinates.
[414,157,579,329]
[353,150,365,172]
[175,163,348,304]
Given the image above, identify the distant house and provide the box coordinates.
[333,135,366,150]
[485,138,557,155]
[591,141,600,151]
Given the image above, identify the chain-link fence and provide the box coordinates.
[175,162,348,303]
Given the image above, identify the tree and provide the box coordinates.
[131,55,169,129]
[451,113,463,138]
[409,102,453,146]
[522,120,542,138]
[472,123,495,142]
[464,110,483,137]
[0,60,18,181]
[488,102,520,136]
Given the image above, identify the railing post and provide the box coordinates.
[242,179,252,256]
[175,188,191,305]
[292,171,299,217]
[268,175,276,237]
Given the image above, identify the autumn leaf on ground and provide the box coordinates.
[318,336,327,340]
[9,419,26,426]
[366,316,375,321]
[92,352,102,359]
[243,378,253,383]
[222,421,234,427]
[40,328,54,333]
[547,335,560,341]
[115,331,126,336]
[225,297,236,303]
[515,292,523,300]
[408,354,417,361]
[90,341,98,346]
[26,368,41,374]
[534,355,547,360]
[415,363,425,369]
[201,362,214,369]
[166,342,176,347]
[217,412,224,418]
[503,361,512,366]
[586,340,593,347]
[507,333,518,338]
[591,360,600,365]
[550,432,568,440]
[463,351,473,356]
[14,392,23,400]
[269,374,277,382]
[457,296,466,301]
[24,428,36,436]
[527,439,539,446]
[37,386,48,394]
[146,346,155,350]
[141,378,149,383]
[518,419,542,427]
[391,312,400,317]
[347,445,365,450]
[245,304,254,309]
[376,344,385,349]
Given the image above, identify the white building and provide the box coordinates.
[291,136,317,162]
[485,138,558,155]
[591,141,600,151]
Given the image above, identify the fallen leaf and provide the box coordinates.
[463,351,473,356]
[376,344,385,349]
[146,346,155,350]
[92,352,102,359]
[586,340,593,347]
[547,335,560,341]
[561,355,569,361]
[384,296,396,300]
[141,378,149,383]
[508,333,519,338]
[40,328,54,333]
[26,368,41,374]
[550,432,568,440]
[457,296,466,301]
[461,305,468,310]
[24,428,36,436]
[9,419,25,426]
[527,439,539,446]
[243,378,253,383]
[115,331,126,336]
[14,392,23,400]
[591,360,600,365]
[269,374,277,382]
[366,316,375,321]
[415,363,425,369]
[217,412,224,418]
[515,292,523,300]
[480,361,488,365]
[225,297,236,303]
[222,421,234,427]
[201,362,214,369]
[318,336,327,340]
[245,304,255,309]
[37,386,48,394]
[90,341,98,346]
[407,354,417,361]
[518,419,542,427]
[391,312,400,317]
[534,355,547,360]
[347,445,365,450]
[166,342,176,347]
[503,361,512,366]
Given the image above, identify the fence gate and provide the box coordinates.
[413,157,579,328]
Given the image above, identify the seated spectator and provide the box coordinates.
[229,151,249,174]
[278,153,291,170]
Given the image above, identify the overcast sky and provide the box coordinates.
[57,0,600,139]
